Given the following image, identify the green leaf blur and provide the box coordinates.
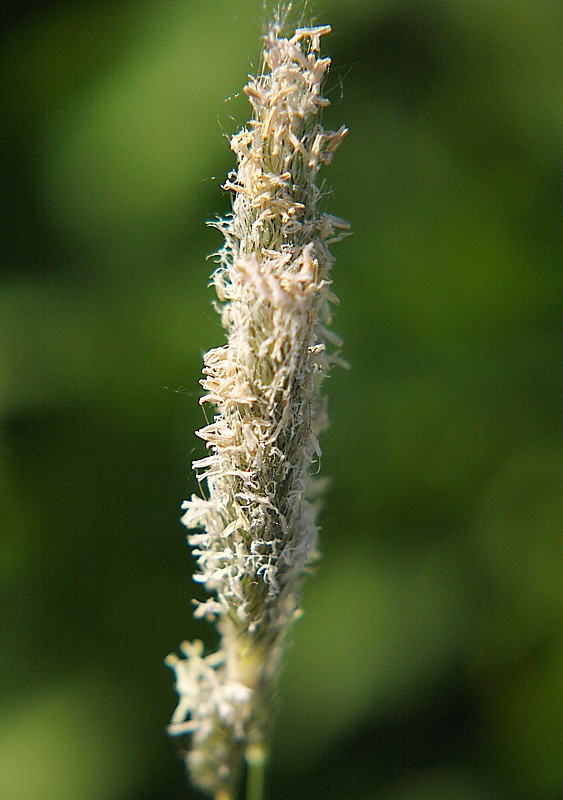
[1,1,561,799]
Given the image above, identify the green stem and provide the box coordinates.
[245,743,268,800]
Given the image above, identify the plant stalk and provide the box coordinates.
[245,743,268,800]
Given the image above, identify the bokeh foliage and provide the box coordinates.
[1,1,561,799]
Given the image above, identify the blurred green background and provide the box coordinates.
[1,0,561,798]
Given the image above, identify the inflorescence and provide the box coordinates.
[167,21,348,798]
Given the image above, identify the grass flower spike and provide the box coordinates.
[167,17,348,799]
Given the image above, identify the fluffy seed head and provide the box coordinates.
[167,20,348,796]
